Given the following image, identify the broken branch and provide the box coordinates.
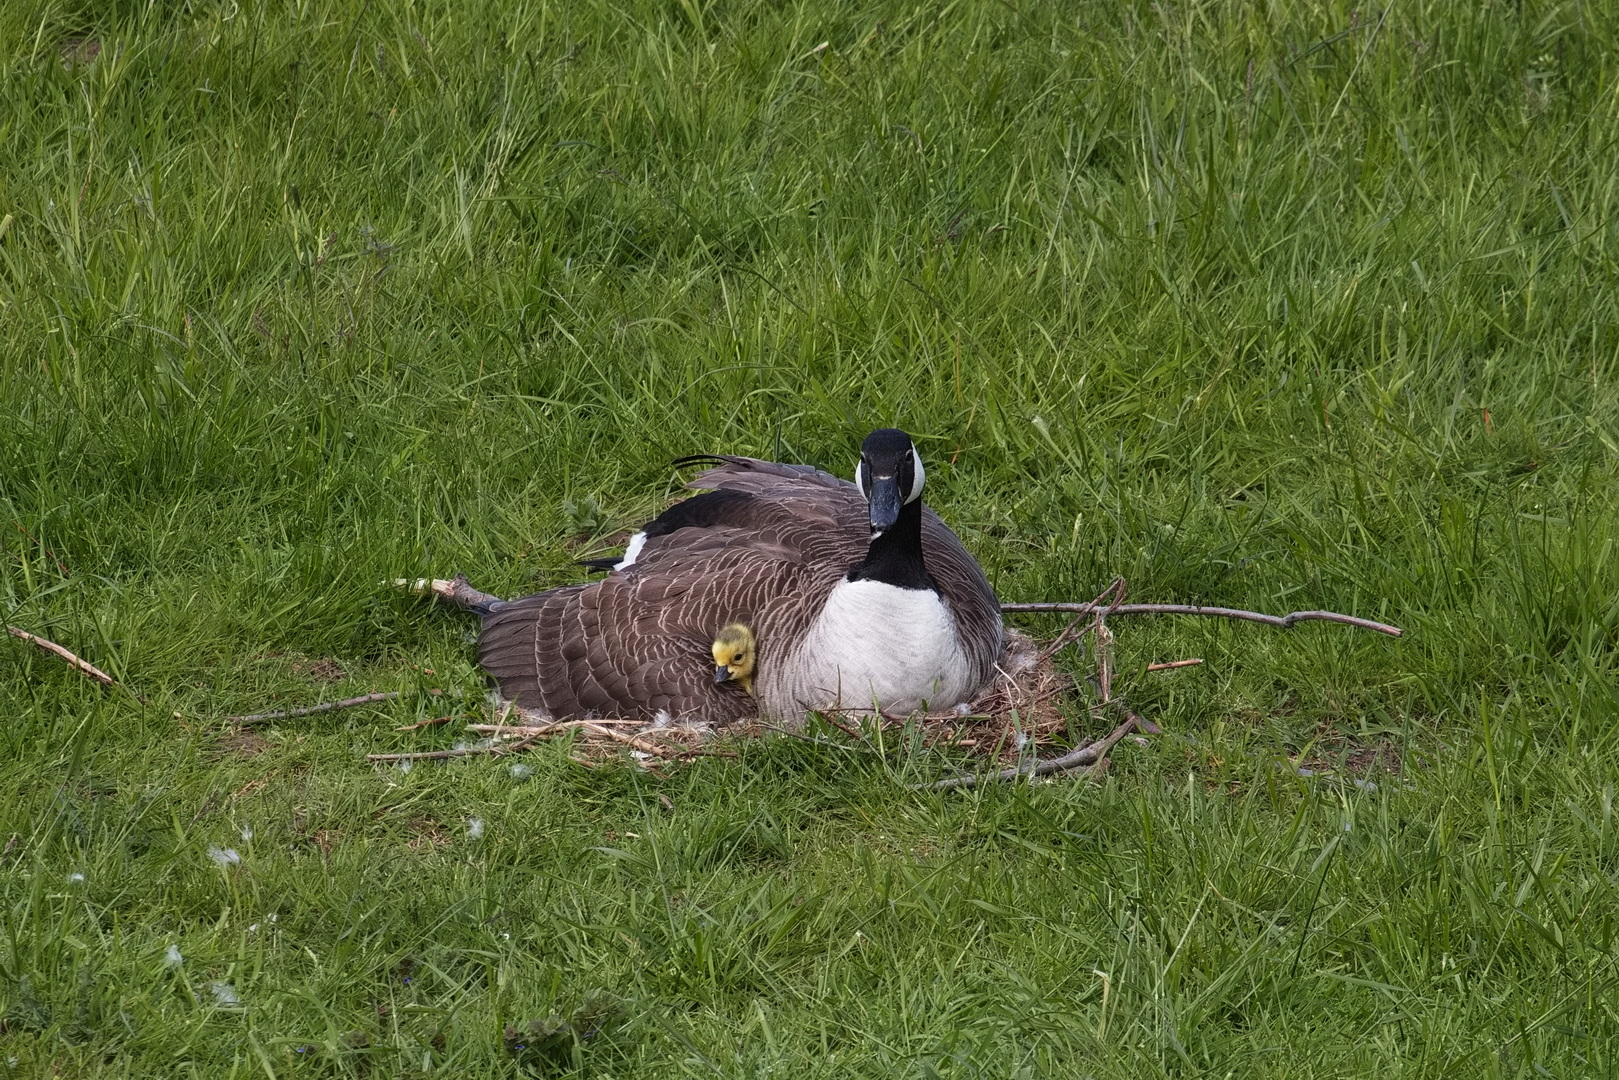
[395,715,455,731]
[228,689,456,727]
[367,734,541,763]
[919,707,1146,791]
[1146,658,1203,672]
[1033,578,1123,666]
[1002,601,1402,637]
[578,722,737,760]
[464,718,644,735]
[393,574,505,611]
[6,625,146,703]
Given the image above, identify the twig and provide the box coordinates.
[464,718,644,735]
[366,734,540,763]
[919,707,1146,791]
[227,689,455,726]
[814,712,868,741]
[6,625,146,703]
[396,715,454,731]
[393,574,505,612]
[396,718,459,735]
[373,717,732,765]
[1033,577,1124,665]
[1146,658,1203,672]
[579,722,736,760]
[1096,621,1115,703]
[1001,601,1403,637]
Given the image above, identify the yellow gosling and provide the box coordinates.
[710,623,757,695]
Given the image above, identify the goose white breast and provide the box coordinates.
[768,578,973,716]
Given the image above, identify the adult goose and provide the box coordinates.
[476,429,1002,722]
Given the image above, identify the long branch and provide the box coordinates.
[6,625,146,703]
[919,708,1145,791]
[1001,602,1402,637]
[227,689,457,726]
[366,733,541,763]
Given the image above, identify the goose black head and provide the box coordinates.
[854,428,925,537]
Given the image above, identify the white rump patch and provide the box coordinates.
[616,531,648,569]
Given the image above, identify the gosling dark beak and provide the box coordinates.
[714,665,732,684]
[867,474,902,534]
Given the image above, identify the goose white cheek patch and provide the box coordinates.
[906,451,925,503]
[854,460,867,494]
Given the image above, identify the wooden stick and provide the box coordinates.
[393,573,505,612]
[396,715,454,731]
[1096,621,1115,703]
[6,625,146,703]
[814,712,868,741]
[1146,658,1204,672]
[464,719,644,734]
[366,734,540,763]
[372,717,731,765]
[227,689,455,726]
[578,722,736,760]
[919,708,1145,791]
[1001,601,1403,637]
[1034,578,1123,666]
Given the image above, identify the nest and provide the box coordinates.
[365,623,1138,788]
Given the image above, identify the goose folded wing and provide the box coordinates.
[618,491,855,578]
[677,455,860,498]
[478,533,812,722]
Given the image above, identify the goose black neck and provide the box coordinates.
[848,498,936,591]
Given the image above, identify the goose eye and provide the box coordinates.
[732,653,744,664]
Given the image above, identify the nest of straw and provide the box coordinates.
[387,626,1108,777]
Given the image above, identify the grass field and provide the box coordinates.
[3,0,1619,1074]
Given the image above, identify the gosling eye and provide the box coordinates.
[732,653,744,664]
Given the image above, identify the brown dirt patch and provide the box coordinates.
[1299,741,1402,779]
[230,778,270,800]
[209,730,271,759]
[406,817,451,852]
[291,658,347,682]
[59,38,102,66]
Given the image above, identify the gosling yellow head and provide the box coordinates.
[710,623,757,694]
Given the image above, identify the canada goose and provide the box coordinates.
[476,429,1002,722]
[711,623,757,694]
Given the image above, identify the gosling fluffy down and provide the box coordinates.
[711,623,757,694]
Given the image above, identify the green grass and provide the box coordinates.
[3,0,1618,1074]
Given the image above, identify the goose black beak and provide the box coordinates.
[867,474,902,534]
[714,664,733,684]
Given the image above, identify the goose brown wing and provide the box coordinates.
[617,479,868,586]
[921,514,1003,686]
[478,529,821,721]
[677,455,863,500]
